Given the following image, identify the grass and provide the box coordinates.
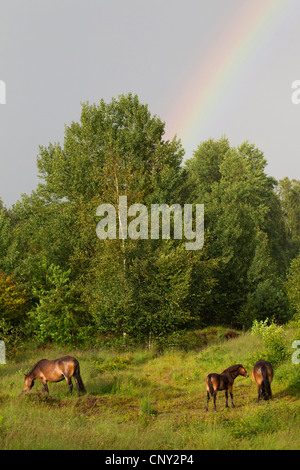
[0,326,299,450]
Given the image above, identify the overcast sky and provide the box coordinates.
[1,0,300,207]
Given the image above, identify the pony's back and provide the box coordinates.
[252,360,273,401]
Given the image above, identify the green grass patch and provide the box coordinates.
[0,325,299,449]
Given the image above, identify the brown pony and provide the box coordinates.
[23,356,86,397]
[252,360,273,402]
[206,364,249,411]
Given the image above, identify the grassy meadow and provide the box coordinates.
[0,326,299,450]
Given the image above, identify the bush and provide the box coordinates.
[0,273,27,324]
[245,281,291,327]
[153,329,208,352]
[0,273,29,347]
[251,319,289,367]
[29,264,92,345]
[139,395,158,417]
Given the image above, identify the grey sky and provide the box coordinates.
[0,0,300,207]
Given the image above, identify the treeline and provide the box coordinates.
[0,94,299,345]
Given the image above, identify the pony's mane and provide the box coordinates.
[222,364,242,374]
[26,359,47,377]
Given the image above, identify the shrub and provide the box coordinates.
[29,264,91,345]
[0,273,27,324]
[93,355,133,373]
[245,280,290,326]
[0,273,29,347]
[139,395,158,417]
[153,329,208,352]
[251,319,289,366]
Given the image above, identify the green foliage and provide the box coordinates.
[184,136,230,200]
[139,394,158,417]
[29,264,92,345]
[185,139,289,326]
[93,354,133,373]
[277,178,300,242]
[243,280,290,327]
[251,319,289,366]
[285,252,300,318]
[0,272,29,346]
[0,96,298,342]
[124,242,194,335]
[0,273,27,322]
[0,207,18,273]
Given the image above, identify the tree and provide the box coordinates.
[184,138,287,326]
[184,136,230,202]
[285,252,300,319]
[29,264,91,344]
[0,273,27,323]
[0,203,18,274]
[0,272,28,344]
[277,178,300,241]
[3,100,294,342]
[277,178,300,265]
[16,94,187,339]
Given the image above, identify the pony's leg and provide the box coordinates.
[66,377,73,395]
[258,386,262,403]
[230,392,235,407]
[206,391,210,411]
[225,390,229,407]
[62,374,73,395]
[228,385,235,407]
[213,391,217,411]
[39,378,49,395]
[73,375,81,397]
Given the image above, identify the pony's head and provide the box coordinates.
[23,374,35,392]
[238,365,249,378]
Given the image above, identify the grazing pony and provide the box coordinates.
[252,360,273,402]
[206,364,249,411]
[23,356,86,397]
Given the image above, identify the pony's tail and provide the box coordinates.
[207,375,214,396]
[74,360,87,395]
[261,365,271,400]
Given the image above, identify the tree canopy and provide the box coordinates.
[0,94,299,345]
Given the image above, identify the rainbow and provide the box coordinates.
[163,0,296,158]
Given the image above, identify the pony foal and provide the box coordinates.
[206,364,249,411]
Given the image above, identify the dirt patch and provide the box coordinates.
[73,394,139,416]
[225,330,240,340]
[21,392,66,408]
